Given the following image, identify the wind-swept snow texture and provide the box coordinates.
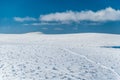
[0,33,120,80]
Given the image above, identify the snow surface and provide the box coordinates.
[0,33,120,80]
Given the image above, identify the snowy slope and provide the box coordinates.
[0,33,120,80]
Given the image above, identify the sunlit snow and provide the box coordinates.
[0,33,120,80]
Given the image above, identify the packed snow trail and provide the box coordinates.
[63,48,120,79]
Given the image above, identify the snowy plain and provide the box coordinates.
[0,32,120,80]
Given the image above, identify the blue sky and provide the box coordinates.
[0,0,120,34]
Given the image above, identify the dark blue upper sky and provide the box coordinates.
[0,0,120,34]
[0,0,120,18]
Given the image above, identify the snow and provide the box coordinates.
[0,33,120,80]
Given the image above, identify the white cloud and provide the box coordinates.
[23,22,71,26]
[40,7,120,22]
[31,22,58,26]
[14,16,37,22]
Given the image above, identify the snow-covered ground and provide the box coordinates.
[0,32,120,80]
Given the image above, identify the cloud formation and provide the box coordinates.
[40,7,120,22]
[23,22,68,26]
[14,16,37,22]
[14,7,120,26]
